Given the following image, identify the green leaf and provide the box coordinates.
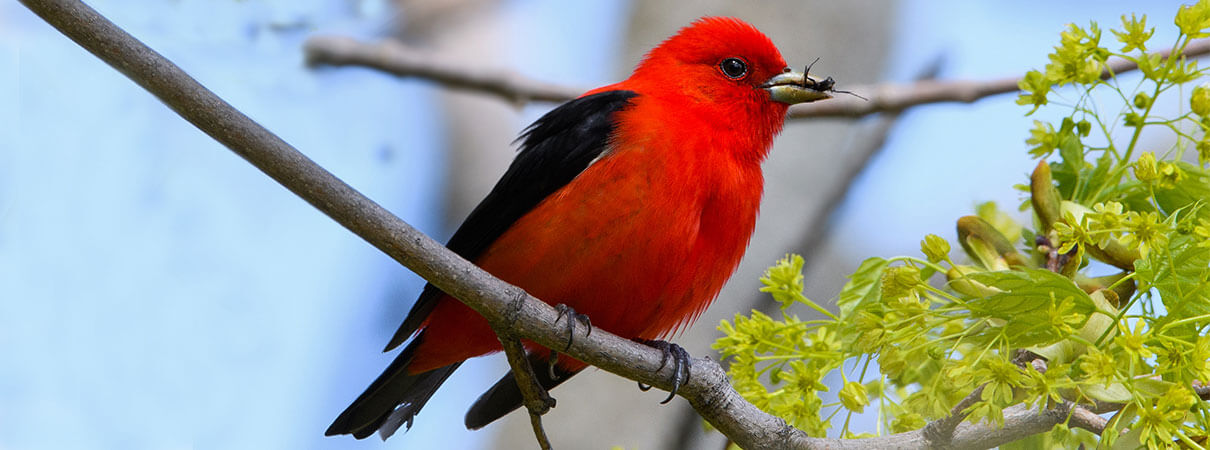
[1029,339,1083,363]
[967,269,1096,316]
[837,257,888,320]
[965,269,1097,346]
[1153,162,1210,221]
[1049,119,1087,200]
[999,433,1046,450]
[1057,119,1085,176]
[1029,290,1118,363]
[1083,382,1132,403]
[1082,150,1116,204]
[1133,377,1174,398]
[1135,232,1210,331]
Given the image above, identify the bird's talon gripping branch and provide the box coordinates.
[544,304,593,380]
[553,303,592,352]
[633,339,692,404]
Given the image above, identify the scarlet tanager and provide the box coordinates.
[327,16,833,439]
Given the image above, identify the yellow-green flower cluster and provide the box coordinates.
[716,3,1210,444]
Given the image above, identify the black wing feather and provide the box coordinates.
[325,336,461,439]
[384,90,639,351]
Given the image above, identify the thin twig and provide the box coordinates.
[495,333,556,450]
[789,38,1210,118]
[528,411,553,450]
[304,35,583,104]
[923,384,987,447]
[922,351,1048,447]
[305,34,1210,119]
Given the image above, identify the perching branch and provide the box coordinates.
[16,1,1146,448]
[305,34,1210,119]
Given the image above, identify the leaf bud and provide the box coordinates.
[1193,84,1210,116]
[920,234,951,263]
[1133,92,1152,109]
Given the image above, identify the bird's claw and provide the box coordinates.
[547,304,592,380]
[633,339,692,404]
[554,304,592,352]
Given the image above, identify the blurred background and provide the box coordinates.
[0,0,1190,448]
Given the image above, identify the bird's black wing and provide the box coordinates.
[384,90,639,351]
[327,91,640,440]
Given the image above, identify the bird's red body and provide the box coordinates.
[411,67,789,373]
[328,17,830,439]
[411,101,774,373]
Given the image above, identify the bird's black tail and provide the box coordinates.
[326,334,461,440]
[463,352,580,430]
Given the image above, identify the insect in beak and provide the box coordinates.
[800,58,867,101]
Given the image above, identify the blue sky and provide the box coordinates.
[0,0,1192,448]
[1,1,624,448]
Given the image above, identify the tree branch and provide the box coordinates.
[1069,404,1108,435]
[303,35,584,104]
[923,384,987,447]
[1195,380,1210,400]
[791,38,1210,118]
[305,34,1210,119]
[494,332,555,450]
[15,1,1149,448]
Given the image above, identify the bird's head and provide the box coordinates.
[629,17,832,116]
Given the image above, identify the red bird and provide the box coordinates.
[327,17,832,439]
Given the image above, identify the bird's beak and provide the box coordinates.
[761,70,832,105]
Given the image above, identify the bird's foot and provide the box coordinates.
[546,304,593,380]
[553,304,592,351]
[633,339,692,404]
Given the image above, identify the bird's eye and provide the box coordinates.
[718,57,748,80]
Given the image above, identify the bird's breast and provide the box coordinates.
[476,143,763,339]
